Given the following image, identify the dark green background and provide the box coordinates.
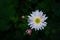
[0,0,60,40]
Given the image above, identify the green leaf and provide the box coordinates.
[45,30,50,37]
[18,24,28,30]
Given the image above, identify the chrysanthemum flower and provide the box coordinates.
[28,10,48,30]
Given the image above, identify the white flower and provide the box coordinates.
[28,10,48,30]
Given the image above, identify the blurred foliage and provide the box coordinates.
[0,0,60,40]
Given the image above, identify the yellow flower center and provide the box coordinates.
[34,18,41,24]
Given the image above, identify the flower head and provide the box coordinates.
[26,29,32,35]
[21,16,25,19]
[28,10,48,30]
